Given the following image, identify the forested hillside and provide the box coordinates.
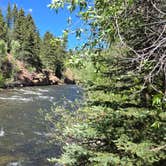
[47,0,166,165]
[0,3,68,87]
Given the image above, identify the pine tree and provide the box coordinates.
[41,31,65,76]
[23,14,42,71]
[12,9,42,70]
[10,3,18,49]
[0,9,7,41]
[41,31,55,69]
[34,30,42,71]
[6,3,13,53]
[12,4,18,25]
[13,8,26,52]
[6,3,12,29]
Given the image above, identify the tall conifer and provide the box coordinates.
[41,32,65,76]
[12,4,18,25]
[23,14,42,70]
[0,9,7,41]
[13,8,26,52]
[6,3,12,29]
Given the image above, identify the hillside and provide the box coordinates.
[1,53,75,88]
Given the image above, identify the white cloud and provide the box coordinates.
[28,8,33,13]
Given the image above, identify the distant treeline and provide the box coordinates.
[0,3,67,81]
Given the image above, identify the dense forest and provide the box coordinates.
[0,3,68,87]
[46,0,166,166]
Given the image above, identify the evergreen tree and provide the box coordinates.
[47,1,166,165]
[0,9,7,41]
[34,30,42,71]
[23,14,42,71]
[6,3,13,53]
[6,3,12,29]
[12,4,18,25]
[0,3,67,80]
[13,8,26,53]
[41,32,65,77]
[12,8,42,71]
[10,3,18,50]
[41,32,55,68]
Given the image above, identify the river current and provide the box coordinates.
[0,85,83,166]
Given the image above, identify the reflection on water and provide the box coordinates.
[0,85,83,166]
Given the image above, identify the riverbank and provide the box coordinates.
[2,69,75,89]
[0,54,75,89]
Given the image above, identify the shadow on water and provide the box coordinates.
[0,85,83,166]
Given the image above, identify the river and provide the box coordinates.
[0,85,83,166]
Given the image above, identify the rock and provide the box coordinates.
[5,54,73,87]
[32,79,39,84]
[63,68,75,84]
[3,81,23,88]
[49,72,62,85]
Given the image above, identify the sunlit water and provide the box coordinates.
[0,85,83,166]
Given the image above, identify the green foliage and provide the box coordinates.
[10,40,20,57]
[0,40,13,83]
[0,4,67,86]
[0,72,5,87]
[0,9,7,41]
[46,39,166,166]
[49,4,161,160]
[40,31,66,77]
[50,2,166,158]
[6,3,12,29]
[12,4,18,24]
[23,14,42,71]
[0,3,67,80]
[0,40,7,56]
[13,9,42,71]
[13,8,26,46]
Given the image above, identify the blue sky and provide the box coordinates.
[0,0,86,48]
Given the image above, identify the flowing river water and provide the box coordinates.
[0,85,83,166]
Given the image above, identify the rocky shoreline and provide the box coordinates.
[2,68,75,89]
[1,54,75,89]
